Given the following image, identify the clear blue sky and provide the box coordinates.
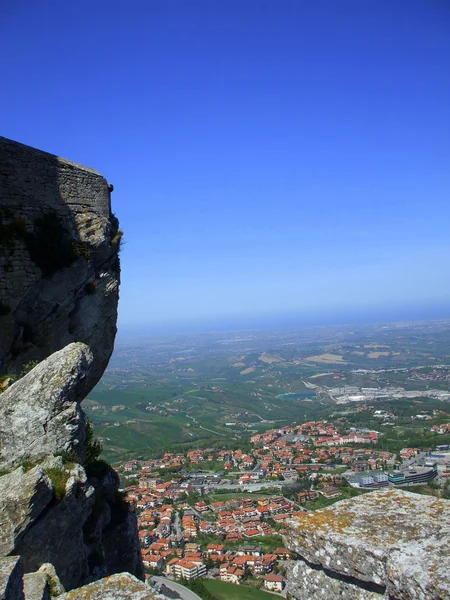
[2,1,450,332]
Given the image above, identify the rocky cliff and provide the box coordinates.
[0,139,151,599]
[283,489,450,600]
[0,560,163,600]
[0,136,120,392]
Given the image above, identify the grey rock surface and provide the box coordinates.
[0,343,93,469]
[386,535,450,600]
[0,468,53,556]
[36,564,64,597]
[0,556,24,600]
[22,573,49,600]
[284,489,450,600]
[12,467,95,591]
[285,559,385,600]
[0,138,145,597]
[58,573,165,600]
[0,136,120,391]
[0,463,143,592]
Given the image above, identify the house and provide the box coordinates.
[320,486,342,499]
[264,574,284,592]
[142,553,164,571]
[274,548,292,559]
[256,505,270,517]
[219,564,244,584]
[167,558,207,580]
[211,501,227,512]
[195,501,209,513]
[207,544,224,554]
[244,528,260,538]
[237,546,262,556]
[254,554,277,574]
[297,490,318,503]
[273,513,290,522]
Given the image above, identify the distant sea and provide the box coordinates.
[118,302,450,339]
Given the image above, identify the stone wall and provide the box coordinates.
[0,136,120,392]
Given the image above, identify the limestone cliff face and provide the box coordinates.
[0,343,93,470]
[0,352,145,592]
[0,139,147,598]
[0,457,143,591]
[0,136,120,393]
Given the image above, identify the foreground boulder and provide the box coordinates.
[0,565,164,600]
[0,556,24,600]
[23,571,49,600]
[0,343,93,470]
[0,467,53,556]
[0,460,143,592]
[284,488,450,600]
[58,573,164,599]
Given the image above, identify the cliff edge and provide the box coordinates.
[0,135,120,393]
[0,139,149,599]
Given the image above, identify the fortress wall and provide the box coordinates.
[0,136,120,389]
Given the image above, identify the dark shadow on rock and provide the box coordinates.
[0,136,120,394]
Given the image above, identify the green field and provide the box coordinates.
[203,580,278,600]
[86,357,334,461]
[83,321,450,462]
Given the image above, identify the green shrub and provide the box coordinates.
[84,421,103,465]
[111,229,123,248]
[20,461,37,472]
[47,577,61,598]
[19,360,40,379]
[180,578,217,600]
[0,375,15,394]
[71,241,91,260]
[55,450,80,466]
[45,467,70,502]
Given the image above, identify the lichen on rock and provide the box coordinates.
[58,573,166,600]
[0,343,93,470]
[283,489,450,600]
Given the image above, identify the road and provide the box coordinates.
[173,511,182,537]
[253,460,262,473]
[185,413,227,437]
[207,481,287,492]
[151,576,202,600]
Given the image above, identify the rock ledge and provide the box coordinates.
[284,489,450,599]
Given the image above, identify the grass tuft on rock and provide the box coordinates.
[46,467,70,502]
